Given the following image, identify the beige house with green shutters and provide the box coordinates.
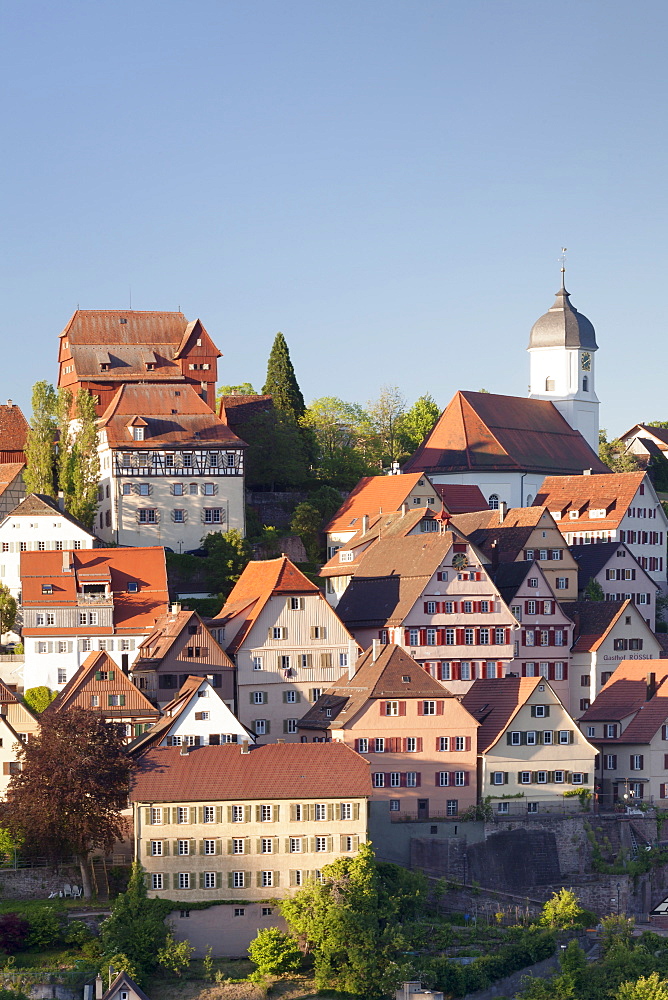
[131,741,370,904]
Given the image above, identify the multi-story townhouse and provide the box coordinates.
[618,424,668,468]
[534,472,668,589]
[335,531,518,696]
[129,675,253,754]
[579,660,668,807]
[0,680,39,797]
[94,383,246,550]
[208,557,357,741]
[321,506,445,607]
[324,473,441,556]
[131,608,235,708]
[493,560,573,707]
[0,401,28,464]
[44,650,160,739]
[0,494,97,602]
[452,505,579,602]
[570,541,658,629]
[462,676,598,817]
[57,309,222,417]
[402,390,608,511]
[560,599,662,719]
[297,643,478,819]
[131,742,369,950]
[21,547,169,692]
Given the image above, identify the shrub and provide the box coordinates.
[104,954,141,985]
[64,920,93,946]
[22,688,56,714]
[25,906,64,949]
[0,914,30,954]
[156,935,194,977]
[248,928,302,976]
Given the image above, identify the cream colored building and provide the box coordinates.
[209,557,357,740]
[462,676,597,816]
[131,742,369,905]
[561,599,662,718]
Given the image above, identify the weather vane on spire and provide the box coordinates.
[559,247,567,288]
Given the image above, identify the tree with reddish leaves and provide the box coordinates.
[4,708,132,898]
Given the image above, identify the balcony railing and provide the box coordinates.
[77,594,114,605]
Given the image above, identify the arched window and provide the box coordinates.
[545,377,555,391]
[583,376,589,392]
[525,494,533,507]
[488,494,499,510]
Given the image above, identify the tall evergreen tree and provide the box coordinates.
[24,382,57,496]
[262,333,305,421]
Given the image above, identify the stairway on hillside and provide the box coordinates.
[90,855,109,901]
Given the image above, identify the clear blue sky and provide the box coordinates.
[2,1,666,437]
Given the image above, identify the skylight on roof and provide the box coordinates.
[402,675,411,683]
[349,518,358,525]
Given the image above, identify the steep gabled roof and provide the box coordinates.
[98,383,245,449]
[579,659,668,733]
[492,561,538,605]
[325,473,432,534]
[45,650,160,720]
[319,507,438,579]
[560,599,637,652]
[218,394,274,426]
[0,404,28,452]
[335,533,457,629]
[130,741,371,802]
[534,473,651,531]
[620,424,668,452]
[571,542,656,593]
[432,483,488,513]
[128,675,252,755]
[298,644,459,730]
[403,391,608,476]
[135,609,235,670]
[0,465,24,498]
[2,493,97,536]
[213,556,321,654]
[461,676,544,752]
[102,971,152,1000]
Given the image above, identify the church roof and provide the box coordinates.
[528,284,598,351]
[402,391,608,477]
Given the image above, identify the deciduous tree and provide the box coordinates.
[584,578,605,601]
[599,430,643,473]
[101,862,170,978]
[0,584,17,639]
[368,386,406,467]
[202,530,253,597]
[397,394,440,456]
[248,928,302,976]
[22,687,57,713]
[5,709,133,898]
[24,382,57,496]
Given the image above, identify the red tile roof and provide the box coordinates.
[403,391,609,476]
[98,383,245,449]
[461,677,544,751]
[212,556,321,654]
[0,404,28,452]
[325,474,433,534]
[130,741,371,802]
[21,547,169,633]
[534,473,650,531]
[319,507,437,579]
[560,599,632,652]
[218,395,274,425]
[5,493,96,534]
[432,483,488,513]
[579,660,668,738]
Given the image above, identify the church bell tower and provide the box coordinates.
[527,266,599,453]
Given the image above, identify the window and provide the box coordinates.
[390,772,401,787]
[232,805,244,823]
[260,805,273,822]
[423,701,436,716]
[255,720,267,735]
[261,838,273,853]
[315,838,327,852]
[554,770,565,783]
[204,839,216,855]
[203,872,216,889]
[358,738,368,753]
[497,802,509,814]
[571,772,584,784]
[556,577,568,590]
[253,691,265,705]
[150,808,162,825]
[527,802,539,813]
[510,732,521,746]
[373,773,385,787]
[139,509,157,523]
[520,771,531,784]
[178,840,189,855]
[605,724,617,738]
[289,838,302,853]
[631,754,644,770]
[150,840,163,856]
[488,494,499,510]
[252,656,263,671]
[203,483,215,495]
[447,800,458,816]
[374,738,385,753]
[492,772,505,785]
[203,509,223,523]
[173,509,185,523]
[390,799,400,811]
[559,730,571,744]
[233,872,245,888]
[57,668,67,684]
[406,737,417,752]
[151,873,163,890]
[203,806,215,823]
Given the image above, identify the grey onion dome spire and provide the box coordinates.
[528,277,598,351]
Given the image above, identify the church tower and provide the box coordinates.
[527,269,599,453]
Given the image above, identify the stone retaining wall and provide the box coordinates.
[0,865,81,899]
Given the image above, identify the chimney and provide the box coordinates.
[170,602,181,614]
[401,502,407,517]
[498,501,507,524]
[95,975,103,1000]
[347,638,357,680]
[276,739,284,744]
[362,514,369,536]
[57,491,65,512]
[62,550,73,573]
[372,639,380,662]
[490,537,499,573]
[647,672,656,701]
[5,400,12,408]
[241,738,250,754]
[179,744,189,755]
[583,469,592,475]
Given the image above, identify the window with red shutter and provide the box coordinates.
[400,773,407,787]
[417,737,423,752]
[417,702,424,716]
[415,773,421,787]
[436,701,444,715]
[465,736,471,751]
[399,702,406,716]
[664,754,668,770]
[456,628,465,644]
[464,771,470,785]
[419,629,427,646]
[379,702,387,716]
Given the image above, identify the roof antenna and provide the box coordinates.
[558,247,567,290]
[129,286,132,310]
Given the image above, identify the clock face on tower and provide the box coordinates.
[581,352,591,371]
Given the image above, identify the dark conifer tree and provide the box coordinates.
[262,332,306,421]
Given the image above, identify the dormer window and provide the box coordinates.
[568,510,579,520]
[133,427,144,441]
[42,584,53,595]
